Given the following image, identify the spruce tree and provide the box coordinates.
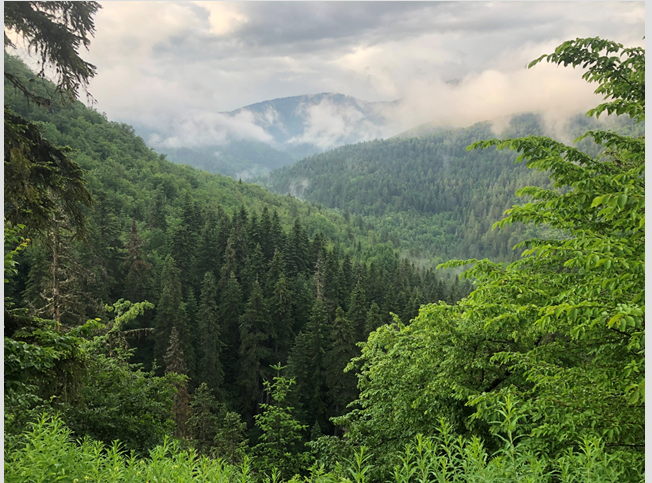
[198,271,224,396]
[149,185,168,231]
[327,307,358,428]
[269,274,294,364]
[195,207,221,283]
[165,326,190,438]
[348,279,368,340]
[364,301,382,337]
[287,298,331,430]
[237,280,271,419]
[155,255,182,366]
[253,364,306,479]
[218,271,243,385]
[123,218,152,303]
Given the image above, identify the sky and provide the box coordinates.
[40,2,651,148]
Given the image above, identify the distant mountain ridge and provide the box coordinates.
[143,92,400,179]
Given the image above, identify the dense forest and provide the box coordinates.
[4,3,645,483]
[262,113,642,262]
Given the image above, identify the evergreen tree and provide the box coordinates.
[253,364,306,479]
[287,298,331,430]
[243,243,267,301]
[176,302,197,382]
[237,280,271,419]
[155,255,182,366]
[218,271,243,385]
[198,271,224,396]
[285,218,310,277]
[188,382,248,463]
[327,307,358,429]
[347,279,368,340]
[123,218,152,303]
[269,274,294,364]
[149,185,168,231]
[195,206,221,283]
[165,326,190,438]
[364,301,382,337]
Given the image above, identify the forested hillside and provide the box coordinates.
[3,4,644,481]
[262,112,642,262]
[5,52,466,454]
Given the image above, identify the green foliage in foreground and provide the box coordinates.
[5,413,642,483]
[339,36,644,478]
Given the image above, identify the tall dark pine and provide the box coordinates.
[176,302,197,382]
[198,271,224,396]
[347,279,368,341]
[123,218,152,303]
[149,186,168,231]
[364,301,382,337]
[237,281,271,419]
[284,218,310,278]
[269,274,294,364]
[195,207,221,284]
[287,298,332,430]
[165,326,190,438]
[218,271,243,384]
[327,306,358,430]
[155,255,183,367]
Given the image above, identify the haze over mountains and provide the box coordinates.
[137,92,401,179]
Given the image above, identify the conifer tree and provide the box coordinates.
[123,218,152,303]
[165,326,190,438]
[269,274,294,363]
[348,279,368,340]
[238,280,271,418]
[260,206,275,262]
[243,243,267,301]
[285,218,310,277]
[176,302,197,382]
[364,301,382,337]
[155,255,183,366]
[149,185,168,231]
[195,207,220,283]
[287,298,331,429]
[327,307,358,428]
[265,249,287,299]
[218,271,243,384]
[253,364,306,479]
[198,271,224,396]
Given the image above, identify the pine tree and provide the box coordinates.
[287,298,331,430]
[327,307,358,429]
[364,301,382,337]
[348,279,368,341]
[269,274,294,364]
[243,243,267,301]
[165,326,190,438]
[155,255,183,366]
[237,280,271,419]
[218,271,243,385]
[285,218,310,278]
[253,364,306,479]
[176,302,197,382]
[195,206,221,283]
[198,271,224,396]
[149,185,167,231]
[123,218,152,303]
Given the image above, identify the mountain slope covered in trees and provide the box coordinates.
[5,53,466,451]
[261,112,642,263]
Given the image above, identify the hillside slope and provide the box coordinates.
[262,112,642,262]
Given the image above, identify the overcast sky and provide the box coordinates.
[74,2,645,140]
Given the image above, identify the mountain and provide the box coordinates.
[139,93,400,179]
[260,112,643,263]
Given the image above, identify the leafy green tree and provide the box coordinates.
[341,37,645,473]
[253,364,307,479]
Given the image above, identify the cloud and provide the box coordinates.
[149,109,274,149]
[80,1,644,151]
